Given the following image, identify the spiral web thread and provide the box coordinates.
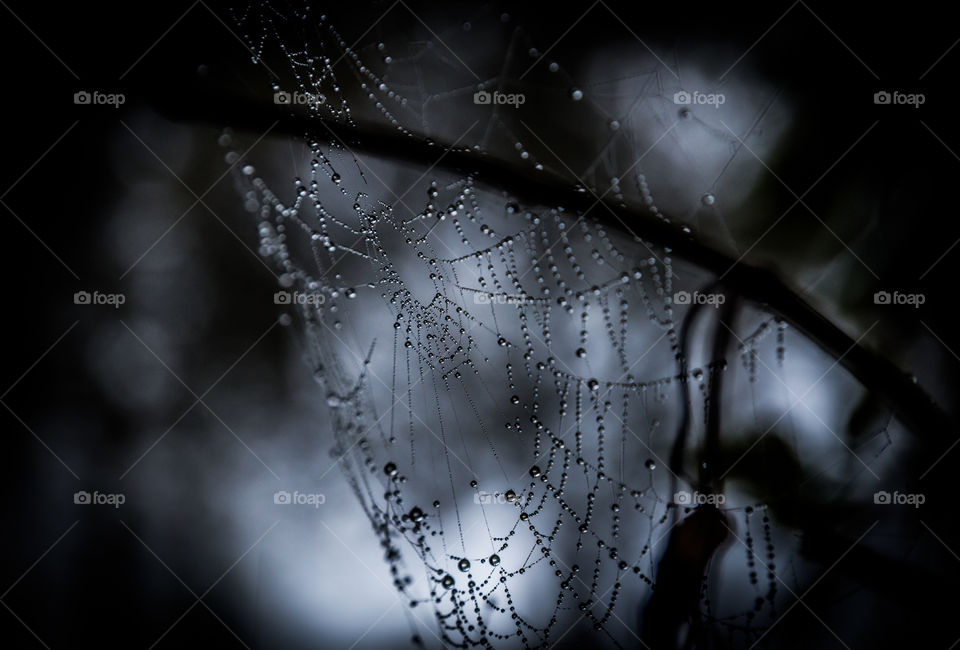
[223,3,894,648]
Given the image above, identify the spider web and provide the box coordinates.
[224,3,902,648]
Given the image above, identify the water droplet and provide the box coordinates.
[645,459,656,470]
[489,554,501,566]
[587,378,600,391]
[409,506,425,522]
[576,347,587,359]
[505,490,517,502]
[331,173,341,184]
[441,574,455,588]
[609,120,620,131]
[384,462,398,476]
[701,193,716,206]
[458,558,471,572]
[548,62,559,73]
[510,395,520,404]
[529,465,542,478]
[470,480,478,488]
[345,287,357,299]
[571,88,583,101]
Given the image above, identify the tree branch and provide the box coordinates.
[144,84,954,444]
